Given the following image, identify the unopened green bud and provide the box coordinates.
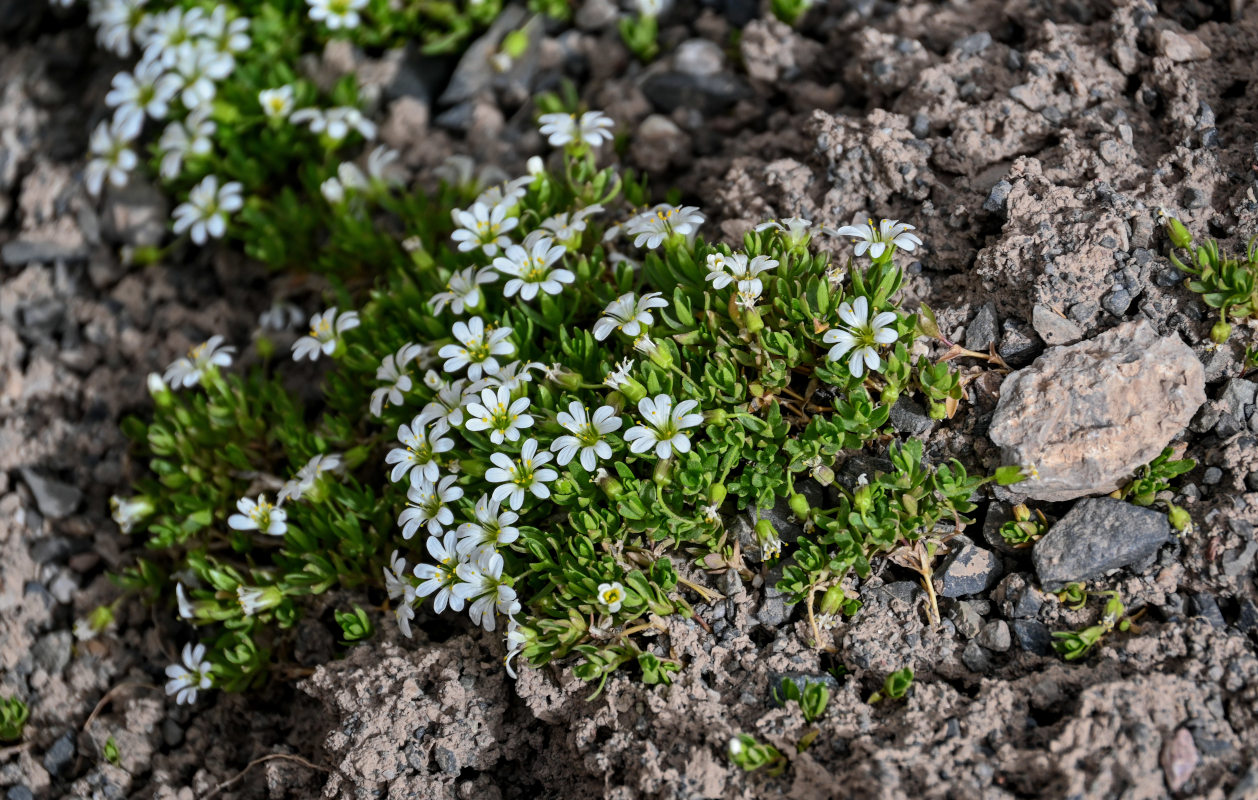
[707,483,727,506]
[880,386,899,406]
[147,372,173,409]
[553,478,575,495]
[819,585,847,617]
[853,484,873,514]
[1167,504,1192,533]
[598,472,624,501]
[653,458,672,486]
[1211,320,1232,344]
[704,409,729,426]
[810,463,835,486]
[1165,215,1193,249]
[788,493,810,520]
[619,377,648,404]
[744,306,764,334]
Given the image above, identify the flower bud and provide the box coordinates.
[527,155,545,176]
[705,409,728,426]
[754,518,782,559]
[1165,215,1193,249]
[653,458,672,486]
[1167,504,1192,533]
[597,470,624,500]
[819,585,847,617]
[619,377,648,404]
[853,484,873,514]
[788,493,810,520]
[1211,320,1232,344]
[707,483,727,506]
[880,386,899,406]
[744,306,764,334]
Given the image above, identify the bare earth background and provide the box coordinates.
[2,0,1258,798]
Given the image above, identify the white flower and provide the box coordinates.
[453,550,518,631]
[437,317,514,382]
[537,110,615,149]
[320,177,346,205]
[413,530,467,614]
[831,219,922,259]
[755,217,818,247]
[623,394,704,459]
[592,291,669,341]
[174,41,235,111]
[478,360,539,394]
[382,550,409,601]
[290,106,376,141]
[394,584,417,638]
[399,474,464,539]
[417,380,468,428]
[430,267,497,316]
[504,620,527,678]
[258,301,305,331]
[464,386,534,444]
[163,334,235,388]
[138,7,208,68]
[306,0,368,30]
[540,204,603,243]
[227,494,287,536]
[278,453,343,504]
[367,146,402,184]
[822,296,898,378]
[176,582,195,619]
[475,175,531,209]
[89,0,147,57]
[450,201,518,256]
[484,438,558,511]
[603,357,636,391]
[551,403,621,471]
[204,6,251,55]
[492,237,573,301]
[109,495,152,534]
[455,495,520,557]
[259,85,295,119]
[386,417,455,484]
[157,108,215,180]
[164,643,212,705]
[370,343,423,417]
[704,252,777,295]
[597,581,626,613]
[172,175,243,245]
[84,116,140,198]
[734,279,762,312]
[624,204,705,249]
[291,307,360,361]
[105,59,181,131]
[635,0,669,16]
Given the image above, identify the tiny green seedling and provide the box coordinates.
[1052,591,1133,661]
[1056,582,1088,610]
[0,696,29,742]
[1114,447,1196,533]
[335,607,374,643]
[728,733,787,775]
[1162,212,1258,345]
[999,503,1048,547]
[772,677,831,724]
[103,736,121,765]
[868,667,914,703]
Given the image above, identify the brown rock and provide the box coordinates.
[989,319,1205,501]
[1161,727,1198,792]
[1156,30,1212,62]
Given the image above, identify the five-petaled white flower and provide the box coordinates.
[306,0,368,29]
[291,307,360,361]
[437,316,514,381]
[603,357,636,391]
[259,85,295,119]
[85,115,140,197]
[504,620,527,678]
[430,266,497,316]
[755,217,819,247]
[455,495,520,557]
[172,175,243,245]
[105,59,181,132]
[394,584,417,638]
[537,111,615,149]
[370,342,423,417]
[165,642,212,705]
[450,201,518,256]
[138,7,207,68]
[163,334,235,388]
[382,550,409,601]
[204,6,251,55]
[705,252,778,296]
[90,0,147,58]
[413,530,467,614]
[551,402,621,471]
[227,494,287,536]
[386,417,455,483]
[623,394,704,459]
[110,495,153,534]
[453,550,518,632]
[597,581,626,613]
[400,474,464,539]
[290,106,376,141]
[624,204,705,249]
[417,380,468,428]
[464,386,534,444]
[593,291,669,341]
[174,41,235,111]
[831,219,922,259]
[822,295,898,378]
[278,453,342,504]
[485,438,557,510]
[157,107,215,180]
[540,204,603,244]
[492,236,572,300]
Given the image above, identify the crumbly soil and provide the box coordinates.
[3,0,1258,798]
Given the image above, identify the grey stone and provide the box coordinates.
[32,631,72,675]
[674,39,724,77]
[1237,599,1258,635]
[1154,266,1184,287]
[641,71,752,116]
[965,302,999,351]
[1031,304,1083,346]
[950,600,984,638]
[756,591,789,627]
[1203,467,1223,485]
[1183,187,1209,209]
[29,536,74,564]
[995,573,1046,619]
[954,31,992,55]
[889,396,934,436]
[438,6,527,105]
[43,733,76,778]
[6,788,34,800]
[983,180,1012,213]
[911,113,930,139]
[1032,498,1172,589]
[996,320,1042,367]
[1101,287,1133,316]
[2,239,89,266]
[574,0,618,30]
[1219,378,1257,419]
[19,468,82,519]
[879,581,923,607]
[835,454,893,490]
[961,641,992,672]
[1011,619,1053,655]
[1190,593,1226,629]
[976,620,1012,652]
[937,544,1003,597]
[162,718,185,748]
[434,746,459,775]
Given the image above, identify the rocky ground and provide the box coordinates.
[3,0,1258,798]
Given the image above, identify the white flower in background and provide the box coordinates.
[540,204,603,243]
[492,237,572,301]
[175,41,234,110]
[367,146,403,185]
[258,301,305,331]
[259,85,295,120]
[537,110,615,149]
[370,342,423,417]
[475,175,531,209]
[830,219,922,259]
[306,0,368,30]
[394,584,417,638]
[527,155,545,175]
[172,175,243,245]
[705,252,777,294]
[755,217,818,247]
[551,402,621,471]
[399,474,464,540]
[485,438,558,510]
[417,380,468,428]
[450,201,518,256]
[85,116,140,197]
[50,0,77,8]
[464,386,534,444]
[603,357,636,391]
[90,0,148,58]
[597,581,626,613]
[105,59,181,131]
[138,6,207,68]
[278,452,343,504]
[413,530,467,614]
[227,494,287,536]
[382,550,409,601]
[320,177,345,205]
[624,204,705,249]
[176,582,195,619]
[165,642,212,705]
[110,495,152,534]
[430,266,497,315]
[157,107,215,180]
[437,316,514,382]
[455,496,520,557]
[204,5,250,54]
[623,394,704,459]
[504,620,526,678]
[291,307,360,361]
[454,550,518,632]
[479,360,538,394]
[386,417,454,483]
[823,295,898,378]
[592,291,669,341]
[290,106,375,141]
[163,334,235,388]
[337,162,368,193]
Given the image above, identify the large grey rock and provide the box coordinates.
[936,543,1002,597]
[1032,498,1172,589]
[990,319,1205,502]
[19,468,82,519]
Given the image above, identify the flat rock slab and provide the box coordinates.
[990,319,1205,502]
[1032,498,1172,589]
